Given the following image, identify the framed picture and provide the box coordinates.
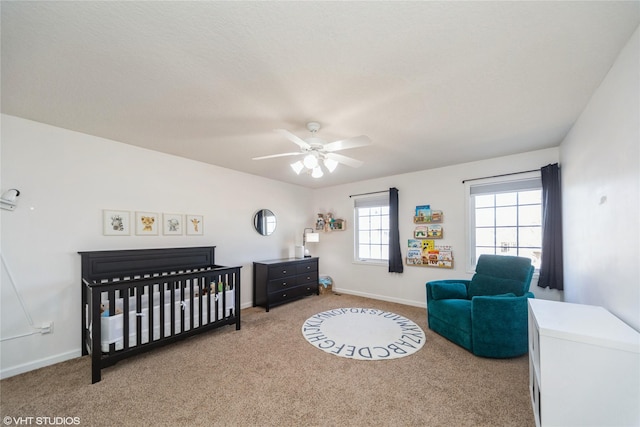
[103,210,131,236]
[135,211,159,235]
[186,214,203,235]
[162,213,183,235]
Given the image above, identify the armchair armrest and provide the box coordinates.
[426,279,470,302]
[471,292,534,358]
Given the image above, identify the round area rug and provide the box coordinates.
[301,307,425,360]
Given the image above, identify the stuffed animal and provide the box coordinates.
[100,303,122,317]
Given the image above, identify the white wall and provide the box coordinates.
[0,114,310,378]
[311,147,561,307]
[560,26,640,331]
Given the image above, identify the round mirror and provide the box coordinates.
[253,209,277,236]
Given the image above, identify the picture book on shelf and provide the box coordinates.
[408,239,422,248]
[406,257,423,265]
[422,239,435,251]
[407,248,422,259]
[414,226,428,238]
[415,205,431,219]
[427,224,443,238]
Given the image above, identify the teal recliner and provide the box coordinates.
[425,254,535,358]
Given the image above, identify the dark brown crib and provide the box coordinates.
[79,246,241,383]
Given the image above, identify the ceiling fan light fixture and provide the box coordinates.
[311,166,324,178]
[290,161,304,175]
[323,158,338,173]
[303,154,318,169]
[260,121,372,180]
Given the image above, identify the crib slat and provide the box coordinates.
[189,279,194,330]
[107,289,116,354]
[139,286,145,345]
[159,281,166,340]
[198,278,203,326]
[122,289,129,351]
[170,280,176,336]
[148,284,155,342]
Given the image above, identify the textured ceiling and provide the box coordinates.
[2,1,639,188]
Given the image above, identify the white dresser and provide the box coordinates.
[528,299,640,427]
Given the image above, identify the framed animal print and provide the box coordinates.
[162,213,183,235]
[103,210,131,236]
[135,211,159,235]
[186,214,203,235]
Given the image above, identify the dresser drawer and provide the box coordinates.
[269,283,317,304]
[296,260,318,274]
[297,271,318,286]
[267,264,297,279]
[267,277,298,292]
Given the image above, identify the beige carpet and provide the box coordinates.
[0,292,535,426]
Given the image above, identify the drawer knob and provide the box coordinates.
[282,282,287,286]
[282,270,287,274]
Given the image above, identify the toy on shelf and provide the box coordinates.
[315,212,346,232]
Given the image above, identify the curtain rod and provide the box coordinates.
[462,169,539,184]
[349,190,390,198]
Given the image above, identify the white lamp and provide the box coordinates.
[303,154,318,169]
[290,161,304,174]
[304,229,320,244]
[311,166,324,178]
[323,158,338,173]
[289,153,339,178]
[303,228,320,257]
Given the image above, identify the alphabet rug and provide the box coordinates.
[301,307,425,360]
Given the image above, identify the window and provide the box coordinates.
[354,195,389,262]
[467,175,542,270]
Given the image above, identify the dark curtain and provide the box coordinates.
[389,187,404,273]
[538,163,564,290]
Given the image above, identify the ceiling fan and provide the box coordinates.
[252,122,371,178]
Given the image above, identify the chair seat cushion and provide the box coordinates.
[430,282,467,300]
[428,299,472,333]
[468,273,525,297]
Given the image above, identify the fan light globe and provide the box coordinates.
[311,166,324,178]
[303,154,318,169]
[290,161,304,175]
[324,158,338,173]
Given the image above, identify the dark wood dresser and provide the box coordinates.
[253,257,319,311]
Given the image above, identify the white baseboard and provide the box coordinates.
[0,349,81,380]
[332,287,427,309]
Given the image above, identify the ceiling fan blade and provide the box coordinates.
[274,129,312,150]
[325,152,364,168]
[323,135,371,152]
[252,152,301,160]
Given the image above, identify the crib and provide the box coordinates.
[80,246,241,383]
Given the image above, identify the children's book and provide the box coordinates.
[408,239,421,248]
[413,226,428,238]
[415,205,431,219]
[407,248,422,259]
[427,224,443,238]
[422,239,435,251]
